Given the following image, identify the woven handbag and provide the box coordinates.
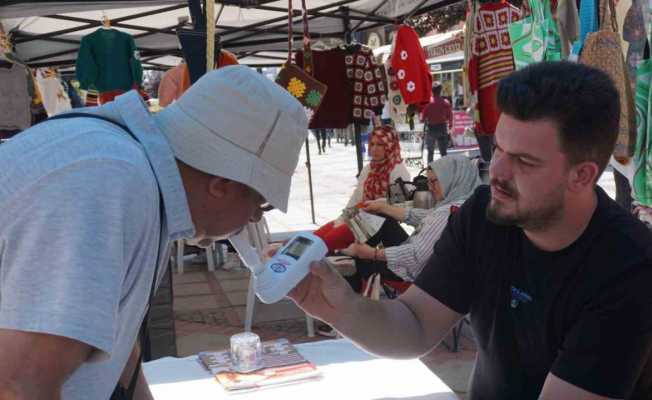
[542,0,562,61]
[509,0,546,69]
[275,0,327,123]
[580,0,636,160]
[509,0,560,69]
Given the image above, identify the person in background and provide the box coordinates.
[290,62,652,399]
[421,82,453,162]
[158,49,239,107]
[312,128,329,155]
[314,125,411,253]
[341,155,481,289]
[0,66,307,400]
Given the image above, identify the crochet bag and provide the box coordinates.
[275,0,327,123]
[634,51,652,205]
[508,0,560,69]
[509,0,546,69]
[580,0,636,160]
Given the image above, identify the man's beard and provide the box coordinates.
[486,179,565,231]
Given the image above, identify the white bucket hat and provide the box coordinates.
[155,65,308,212]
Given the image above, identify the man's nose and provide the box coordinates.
[489,151,512,181]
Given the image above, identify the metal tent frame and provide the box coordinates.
[1,0,458,69]
[1,0,458,223]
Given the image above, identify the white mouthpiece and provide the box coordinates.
[229,228,264,275]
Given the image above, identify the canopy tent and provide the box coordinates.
[0,0,458,70]
[1,0,456,224]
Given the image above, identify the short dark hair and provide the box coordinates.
[496,61,620,175]
[432,85,443,97]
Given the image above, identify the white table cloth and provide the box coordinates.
[144,339,459,399]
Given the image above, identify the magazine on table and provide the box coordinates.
[197,338,322,392]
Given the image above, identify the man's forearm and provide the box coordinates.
[329,296,431,359]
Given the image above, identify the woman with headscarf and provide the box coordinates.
[314,126,411,252]
[342,155,482,286]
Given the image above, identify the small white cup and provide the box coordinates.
[230,332,263,373]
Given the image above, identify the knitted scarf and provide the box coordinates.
[363,126,403,201]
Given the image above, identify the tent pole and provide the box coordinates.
[206,0,215,72]
[350,0,392,32]
[342,7,363,175]
[14,4,186,44]
[305,139,317,224]
[222,0,359,44]
[354,123,364,175]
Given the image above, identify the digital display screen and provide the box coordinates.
[282,236,313,261]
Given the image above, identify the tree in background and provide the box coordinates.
[406,1,466,36]
[406,0,522,36]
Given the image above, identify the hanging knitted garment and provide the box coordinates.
[468,2,521,136]
[390,25,432,106]
[385,58,408,122]
[345,46,388,123]
[634,46,652,205]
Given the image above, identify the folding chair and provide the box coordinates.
[171,239,224,274]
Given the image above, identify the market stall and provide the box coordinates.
[0,0,464,362]
[0,0,460,212]
[4,0,649,216]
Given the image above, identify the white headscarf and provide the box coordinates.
[429,155,482,207]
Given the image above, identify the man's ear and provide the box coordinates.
[568,161,599,193]
[207,177,229,199]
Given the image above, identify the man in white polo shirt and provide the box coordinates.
[0,66,307,399]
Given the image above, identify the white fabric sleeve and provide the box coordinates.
[346,164,370,208]
[384,207,451,281]
[0,159,158,358]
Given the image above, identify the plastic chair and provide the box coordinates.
[172,239,224,274]
[241,218,315,337]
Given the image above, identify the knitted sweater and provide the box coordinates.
[76,29,143,93]
[345,46,388,123]
[297,48,353,129]
[390,25,432,106]
[158,50,239,107]
[468,2,520,135]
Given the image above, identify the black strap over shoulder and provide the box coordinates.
[46,112,133,139]
[43,112,162,400]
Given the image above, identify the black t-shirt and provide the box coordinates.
[415,186,652,399]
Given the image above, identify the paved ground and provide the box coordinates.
[171,135,617,399]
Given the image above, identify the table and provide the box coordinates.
[144,339,459,400]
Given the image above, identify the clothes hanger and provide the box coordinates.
[101,11,111,29]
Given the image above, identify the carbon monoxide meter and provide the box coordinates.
[230,231,328,304]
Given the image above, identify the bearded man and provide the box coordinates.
[288,61,652,399]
